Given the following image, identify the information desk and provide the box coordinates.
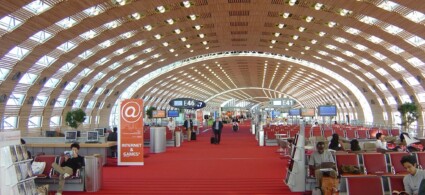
[26,142,117,166]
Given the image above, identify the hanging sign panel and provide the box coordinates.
[119,99,144,166]
[169,98,206,109]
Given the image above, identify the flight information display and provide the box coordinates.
[300,108,315,117]
[288,109,300,116]
[318,105,337,116]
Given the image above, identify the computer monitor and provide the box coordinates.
[167,110,179,117]
[87,131,99,142]
[65,131,77,142]
[45,131,56,137]
[95,128,105,137]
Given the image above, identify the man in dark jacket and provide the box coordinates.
[51,143,85,195]
[184,117,194,141]
[212,118,224,144]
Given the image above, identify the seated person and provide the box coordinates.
[308,142,337,187]
[328,133,344,151]
[51,143,85,195]
[349,139,362,153]
[400,155,425,195]
[376,132,399,152]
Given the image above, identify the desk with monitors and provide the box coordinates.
[25,140,116,166]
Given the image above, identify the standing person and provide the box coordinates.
[184,117,193,141]
[212,118,223,144]
[107,127,118,141]
[400,155,425,195]
[167,118,176,137]
[107,127,118,157]
[51,143,85,195]
[308,142,337,188]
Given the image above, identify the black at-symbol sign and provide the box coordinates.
[121,101,142,123]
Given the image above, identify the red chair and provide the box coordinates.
[356,130,368,139]
[335,154,361,176]
[415,152,425,169]
[345,130,357,139]
[391,129,401,137]
[368,128,380,139]
[334,129,345,138]
[362,153,389,174]
[346,176,384,195]
[387,175,406,194]
[311,127,322,137]
[323,130,333,138]
[388,152,410,174]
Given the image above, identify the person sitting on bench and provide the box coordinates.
[308,141,337,187]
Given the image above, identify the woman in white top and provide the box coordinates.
[167,118,176,132]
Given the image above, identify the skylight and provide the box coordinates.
[390,63,405,72]
[6,93,25,106]
[54,98,66,107]
[407,57,424,67]
[33,96,48,106]
[44,78,60,88]
[390,80,402,89]
[406,77,420,86]
[345,28,360,35]
[376,68,388,76]
[384,25,402,34]
[388,45,404,54]
[72,99,83,108]
[81,85,92,93]
[59,62,76,72]
[35,55,56,67]
[0,15,22,31]
[56,17,76,29]
[377,83,388,91]
[6,46,29,60]
[359,16,377,25]
[57,41,76,51]
[18,73,38,84]
[24,0,51,14]
[407,36,425,46]
[377,1,399,11]
[64,82,77,90]
[355,44,367,51]
[30,30,52,43]
[0,68,10,80]
[368,36,383,43]
[80,30,97,40]
[405,11,425,23]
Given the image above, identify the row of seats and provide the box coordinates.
[343,175,403,195]
[333,152,425,176]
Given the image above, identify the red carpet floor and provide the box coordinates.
[67,121,302,194]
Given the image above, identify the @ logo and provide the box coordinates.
[121,101,142,123]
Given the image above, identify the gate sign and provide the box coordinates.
[119,99,144,166]
[169,98,206,109]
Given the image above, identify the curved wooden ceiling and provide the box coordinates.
[0,0,424,133]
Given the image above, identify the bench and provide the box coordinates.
[34,155,85,192]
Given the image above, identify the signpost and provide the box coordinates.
[169,98,206,109]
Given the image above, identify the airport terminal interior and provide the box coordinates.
[1,0,425,194]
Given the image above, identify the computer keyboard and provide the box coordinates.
[84,141,99,144]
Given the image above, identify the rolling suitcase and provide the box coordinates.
[191,132,196,140]
[233,125,238,132]
[210,137,216,144]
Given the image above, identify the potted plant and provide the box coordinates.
[397,102,419,132]
[65,108,87,130]
[146,106,156,119]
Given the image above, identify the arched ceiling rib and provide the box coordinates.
[0,0,424,133]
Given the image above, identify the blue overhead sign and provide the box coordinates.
[169,98,206,109]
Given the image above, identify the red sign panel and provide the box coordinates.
[118,99,144,166]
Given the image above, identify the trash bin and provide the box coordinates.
[85,155,103,192]
[150,127,166,153]
[175,131,181,147]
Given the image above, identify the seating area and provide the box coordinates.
[264,124,401,147]
[33,155,85,192]
[310,152,425,194]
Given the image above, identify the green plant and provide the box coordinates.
[397,102,419,131]
[146,106,156,119]
[65,108,86,129]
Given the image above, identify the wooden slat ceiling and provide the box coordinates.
[0,0,424,132]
